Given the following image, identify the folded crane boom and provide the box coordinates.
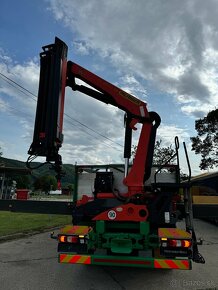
[28,37,160,196]
[26,37,205,269]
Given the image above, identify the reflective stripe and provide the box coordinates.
[165,260,179,269]
[69,255,81,263]
[78,256,91,264]
[61,254,75,263]
[59,254,190,269]
[154,259,190,269]
[60,254,91,264]
[60,225,91,235]
[158,228,191,239]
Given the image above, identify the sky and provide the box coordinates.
[0,0,218,176]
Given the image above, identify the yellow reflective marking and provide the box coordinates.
[60,225,74,234]
[155,259,190,269]
[175,260,188,269]
[176,229,191,239]
[162,228,173,238]
[74,228,84,235]
[158,260,170,268]
[63,255,73,263]
[74,226,90,235]
[118,90,141,105]
[77,256,89,264]
[159,228,191,239]
[60,225,90,235]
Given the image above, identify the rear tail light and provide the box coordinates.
[58,235,86,244]
[59,235,67,243]
[67,236,78,243]
[161,238,192,248]
[181,240,192,248]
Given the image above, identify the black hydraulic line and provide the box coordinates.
[124,114,132,159]
[144,111,161,182]
[183,142,191,183]
[174,136,180,183]
[71,84,118,107]
[183,141,205,264]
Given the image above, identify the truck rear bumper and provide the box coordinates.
[59,253,191,269]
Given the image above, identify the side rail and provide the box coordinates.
[0,199,73,215]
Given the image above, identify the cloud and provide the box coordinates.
[0,50,202,173]
[49,0,218,117]
[0,49,39,117]
[0,50,40,162]
[118,74,147,101]
[156,124,190,145]
[72,40,92,55]
[0,98,8,112]
[0,49,126,165]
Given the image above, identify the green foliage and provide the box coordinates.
[191,109,218,170]
[13,175,31,189]
[152,139,176,165]
[34,175,57,193]
[132,139,176,165]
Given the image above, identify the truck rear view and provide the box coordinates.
[28,38,205,269]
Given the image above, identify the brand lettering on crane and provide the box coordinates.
[118,90,141,105]
[108,210,117,220]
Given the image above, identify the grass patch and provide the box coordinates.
[0,211,72,237]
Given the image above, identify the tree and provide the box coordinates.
[132,139,176,165]
[34,175,57,193]
[13,175,31,189]
[190,109,218,170]
[152,140,176,165]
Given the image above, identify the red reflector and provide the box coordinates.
[168,239,178,247]
[70,236,78,243]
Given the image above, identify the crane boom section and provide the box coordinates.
[67,61,149,119]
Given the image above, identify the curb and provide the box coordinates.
[0,226,62,243]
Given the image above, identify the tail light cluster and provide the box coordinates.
[58,234,86,244]
[161,238,192,248]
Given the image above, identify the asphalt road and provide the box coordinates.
[0,219,217,290]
